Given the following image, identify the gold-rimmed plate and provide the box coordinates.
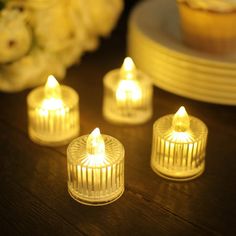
[128,0,236,69]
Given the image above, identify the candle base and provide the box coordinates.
[29,127,79,147]
[67,134,125,206]
[27,85,80,146]
[150,114,208,181]
[103,69,153,125]
[103,106,152,125]
[68,185,124,206]
[151,162,205,181]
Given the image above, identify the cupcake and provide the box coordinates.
[177,0,236,54]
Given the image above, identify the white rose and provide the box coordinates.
[0,9,32,64]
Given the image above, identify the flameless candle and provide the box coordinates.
[27,75,79,146]
[103,57,153,124]
[67,128,125,206]
[151,106,208,181]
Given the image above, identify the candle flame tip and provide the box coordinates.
[176,106,187,116]
[44,75,61,100]
[124,56,133,63]
[46,75,59,89]
[173,106,190,132]
[87,127,105,158]
[48,74,55,79]
[91,127,101,137]
[122,57,135,72]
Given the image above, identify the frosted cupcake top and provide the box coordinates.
[177,0,236,12]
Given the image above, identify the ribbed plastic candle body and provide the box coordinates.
[151,115,208,181]
[103,69,153,124]
[27,86,79,146]
[67,134,125,206]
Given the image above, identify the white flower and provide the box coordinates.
[0,0,123,92]
[0,9,32,64]
[32,0,76,52]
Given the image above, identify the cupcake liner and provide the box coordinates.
[178,2,236,54]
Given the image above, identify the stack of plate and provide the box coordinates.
[128,0,236,105]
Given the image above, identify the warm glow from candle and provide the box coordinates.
[166,106,193,142]
[103,56,153,124]
[172,106,190,132]
[67,128,124,205]
[116,80,142,103]
[120,57,136,80]
[84,128,107,166]
[40,75,63,112]
[27,74,79,146]
[45,75,61,99]
[116,57,142,104]
[151,106,208,180]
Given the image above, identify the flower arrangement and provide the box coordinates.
[0,0,123,92]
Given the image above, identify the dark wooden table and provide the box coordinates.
[1,2,236,235]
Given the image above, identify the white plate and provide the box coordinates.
[132,50,236,101]
[129,28,236,77]
[148,70,236,105]
[131,44,236,86]
[128,0,236,104]
[155,79,236,105]
[138,57,236,98]
[128,0,236,69]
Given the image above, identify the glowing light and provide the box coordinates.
[116,57,142,105]
[67,128,125,205]
[27,74,79,146]
[41,75,63,111]
[172,106,190,132]
[103,56,153,124]
[167,131,193,142]
[151,106,208,181]
[116,80,142,103]
[44,75,61,99]
[120,57,136,80]
[84,128,107,166]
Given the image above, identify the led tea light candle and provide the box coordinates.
[103,57,153,124]
[151,106,208,181]
[67,128,125,206]
[27,75,79,146]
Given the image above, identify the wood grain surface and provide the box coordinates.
[0,1,236,235]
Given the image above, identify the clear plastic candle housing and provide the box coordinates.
[151,106,208,181]
[27,75,79,146]
[67,128,125,206]
[103,57,153,124]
